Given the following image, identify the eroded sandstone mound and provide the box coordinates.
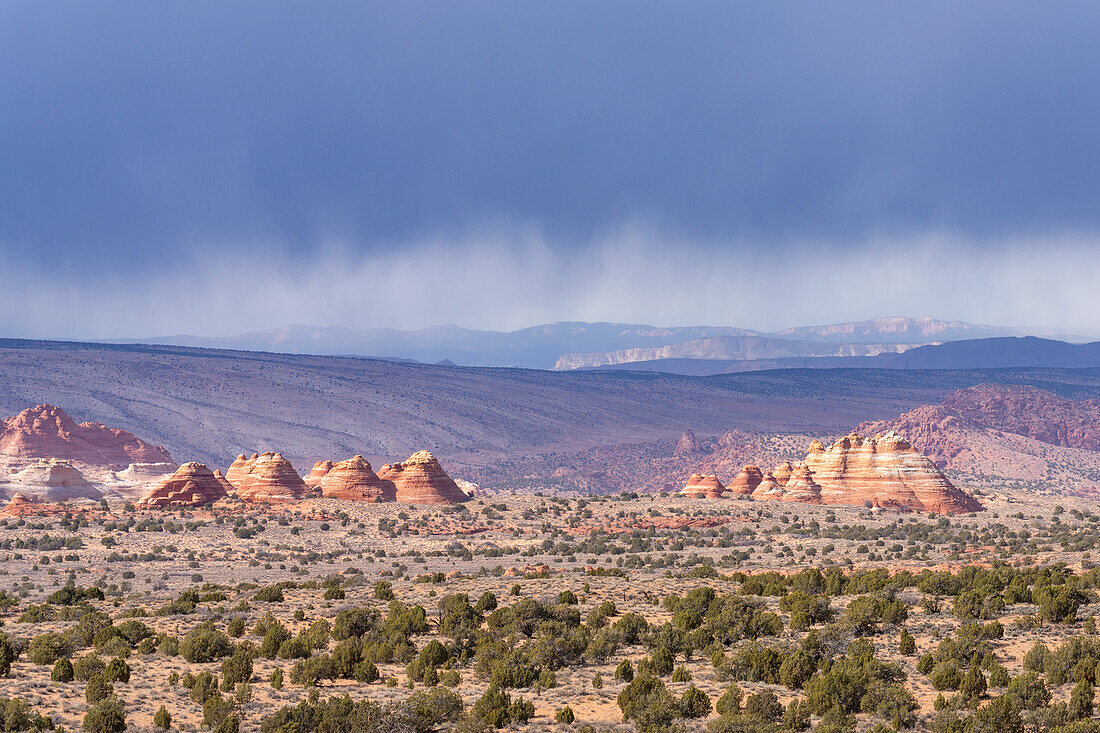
[232,452,310,503]
[722,432,980,513]
[378,451,470,504]
[319,456,396,502]
[0,494,37,517]
[138,462,229,508]
[305,460,334,488]
[727,465,763,496]
[0,404,172,466]
[117,462,179,483]
[2,458,101,501]
[680,473,725,498]
[225,454,258,487]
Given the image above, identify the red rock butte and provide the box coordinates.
[227,452,311,503]
[377,451,470,504]
[319,456,396,502]
[680,473,725,498]
[0,404,173,466]
[138,462,229,508]
[731,432,981,514]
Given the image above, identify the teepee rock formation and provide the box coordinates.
[377,451,470,504]
[319,456,396,502]
[138,462,229,508]
[225,454,258,487]
[231,452,311,503]
[0,494,38,517]
[726,465,763,496]
[0,404,172,466]
[305,460,334,488]
[680,474,725,498]
[802,432,981,514]
[2,458,101,501]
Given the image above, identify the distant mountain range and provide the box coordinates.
[113,316,1087,370]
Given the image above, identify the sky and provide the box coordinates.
[2,1,1099,338]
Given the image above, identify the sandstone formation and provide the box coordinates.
[305,460,334,488]
[117,462,178,483]
[1,458,101,501]
[726,432,981,514]
[675,430,703,455]
[377,451,470,504]
[319,456,396,502]
[138,462,229,508]
[0,404,172,466]
[0,494,37,517]
[726,465,763,496]
[680,473,725,498]
[225,454,258,487]
[212,470,235,495]
[232,452,311,503]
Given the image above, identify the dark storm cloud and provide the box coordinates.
[1,2,1099,337]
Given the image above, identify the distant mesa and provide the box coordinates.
[680,473,725,498]
[726,465,763,496]
[138,462,229,508]
[227,452,311,503]
[1,458,101,502]
[319,456,396,502]
[675,430,703,455]
[0,404,173,466]
[305,460,334,488]
[378,451,470,504]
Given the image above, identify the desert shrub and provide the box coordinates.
[716,682,743,716]
[332,608,378,641]
[254,585,285,603]
[556,706,575,723]
[85,673,114,704]
[227,617,246,637]
[51,657,75,682]
[104,658,130,684]
[28,632,73,665]
[374,581,395,601]
[680,684,711,718]
[0,698,53,731]
[617,675,679,732]
[154,706,171,730]
[475,591,498,612]
[615,659,635,683]
[188,672,221,704]
[180,623,232,663]
[290,655,335,687]
[270,668,284,689]
[471,685,534,728]
[278,636,313,660]
[47,585,104,606]
[74,654,106,682]
[0,634,15,677]
[114,620,154,646]
[83,697,125,733]
[222,644,254,686]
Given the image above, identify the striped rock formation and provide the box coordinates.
[1,458,101,501]
[377,451,470,504]
[225,454,258,487]
[0,404,172,466]
[0,494,38,517]
[231,452,311,503]
[801,432,981,514]
[680,473,725,498]
[726,465,763,496]
[138,462,229,508]
[319,456,396,502]
[305,460,334,488]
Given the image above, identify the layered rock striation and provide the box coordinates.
[138,462,229,508]
[0,404,172,466]
[679,473,725,498]
[377,451,470,504]
[319,456,396,502]
[230,452,311,503]
[1,458,101,501]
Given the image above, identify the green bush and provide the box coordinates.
[85,673,114,704]
[51,658,75,682]
[180,623,232,663]
[680,684,711,718]
[153,706,171,730]
[83,697,126,733]
[617,675,679,732]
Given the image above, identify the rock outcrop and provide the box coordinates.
[0,494,38,517]
[0,404,172,466]
[680,474,725,498]
[117,462,178,483]
[723,432,981,514]
[1,458,101,501]
[232,452,311,503]
[138,462,229,508]
[305,460,333,488]
[802,432,980,513]
[319,456,396,502]
[726,465,763,496]
[675,430,703,455]
[225,454,257,487]
[377,451,470,504]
